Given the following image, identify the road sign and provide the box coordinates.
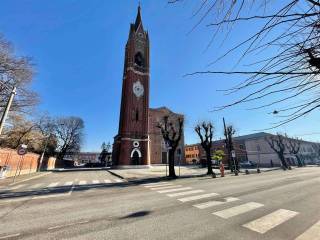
[17,144,28,155]
[231,150,236,158]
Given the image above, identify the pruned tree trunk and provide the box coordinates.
[296,155,303,167]
[279,155,288,169]
[195,121,214,176]
[169,149,176,178]
[206,151,213,175]
[157,115,184,179]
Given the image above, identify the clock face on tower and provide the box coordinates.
[133,81,144,98]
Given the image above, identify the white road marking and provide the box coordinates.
[295,220,320,240]
[145,183,174,188]
[48,220,89,230]
[157,187,192,193]
[167,190,205,197]
[67,185,75,196]
[0,233,21,239]
[47,182,59,188]
[178,192,219,202]
[32,193,65,200]
[32,185,75,200]
[64,181,73,186]
[142,182,168,186]
[150,185,182,190]
[243,209,299,234]
[213,202,264,219]
[0,197,32,204]
[79,181,87,185]
[30,183,43,188]
[8,172,51,186]
[104,179,111,183]
[92,180,100,184]
[10,184,26,190]
[114,179,123,183]
[193,197,239,209]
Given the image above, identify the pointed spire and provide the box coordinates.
[134,3,143,31]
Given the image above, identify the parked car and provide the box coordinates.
[240,161,256,169]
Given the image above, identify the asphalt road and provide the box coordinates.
[0,167,320,240]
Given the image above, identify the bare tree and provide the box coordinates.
[157,115,184,178]
[312,143,320,161]
[0,34,38,114]
[53,117,85,162]
[195,121,214,175]
[0,114,36,149]
[0,114,57,154]
[286,134,303,167]
[266,133,289,169]
[170,1,320,127]
[99,142,111,166]
[36,114,58,156]
[223,121,238,172]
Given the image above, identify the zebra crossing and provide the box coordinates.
[1,178,124,192]
[142,182,320,238]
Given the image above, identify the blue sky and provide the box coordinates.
[0,0,320,151]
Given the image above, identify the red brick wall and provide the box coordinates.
[0,148,40,178]
[46,157,56,170]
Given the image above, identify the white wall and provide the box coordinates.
[244,136,320,167]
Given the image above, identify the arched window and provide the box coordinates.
[134,52,144,67]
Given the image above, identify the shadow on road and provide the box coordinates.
[0,182,133,200]
[120,210,151,219]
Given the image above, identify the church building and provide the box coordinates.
[112,6,185,167]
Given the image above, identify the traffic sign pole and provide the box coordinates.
[13,144,28,182]
[231,150,238,176]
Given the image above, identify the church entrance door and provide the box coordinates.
[132,151,140,165]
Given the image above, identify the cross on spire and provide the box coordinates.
[135,2,143,30]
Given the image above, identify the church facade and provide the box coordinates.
[112,7,185,167]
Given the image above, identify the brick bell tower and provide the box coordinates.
[112,6,150,167]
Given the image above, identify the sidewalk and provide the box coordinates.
[108,165,281,181]
[0,171,51,187]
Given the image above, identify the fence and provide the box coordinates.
[0,148,40,178]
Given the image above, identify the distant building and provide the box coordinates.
[63,152,111,167]
[185,144,200,164]
[185,140,247,166]
[149,107,185,165]
[77,152,100,165]
[234,132,320,167]
[185,131,320,167]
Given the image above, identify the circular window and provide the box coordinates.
[133,141,140,148]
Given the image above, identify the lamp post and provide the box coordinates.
[0,86,16,135]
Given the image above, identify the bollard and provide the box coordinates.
[219,162,225,177]
[245,169,250,175]
[212,172,216,178]
[257,168,261,174]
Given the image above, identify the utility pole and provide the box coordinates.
[39,134,51,171]
[0,86,16,135]
[223,117,232,172]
